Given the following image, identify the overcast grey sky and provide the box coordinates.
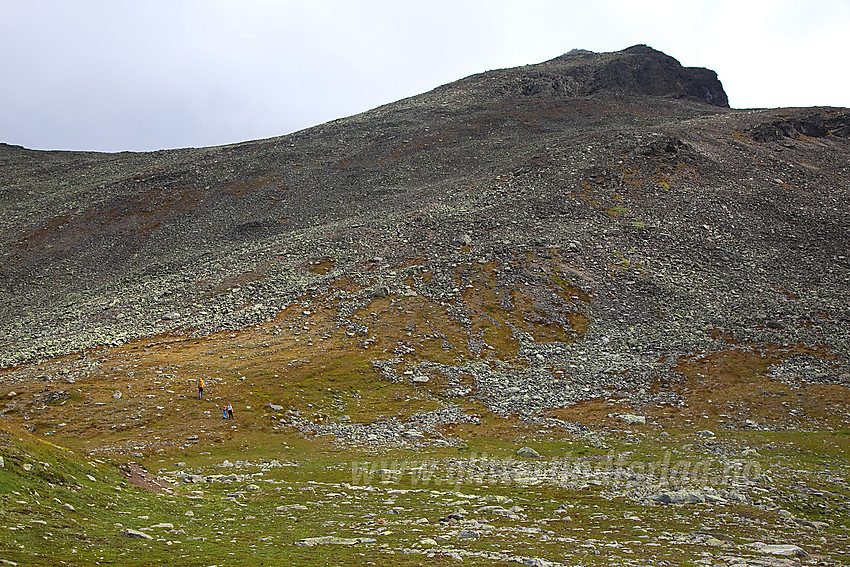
[2,0,848,152]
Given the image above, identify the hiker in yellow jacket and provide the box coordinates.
[198,377,205,400]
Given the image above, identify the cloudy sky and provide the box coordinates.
[2,0,848,152]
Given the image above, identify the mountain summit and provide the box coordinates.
[450,44,729,107]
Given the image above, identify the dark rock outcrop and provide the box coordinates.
[492,44,728,107]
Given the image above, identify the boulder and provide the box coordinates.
[749,542,807,558]
[516,446,541,458]
[402,430,425,441]
[122,528,153,540]
[654,490,706,504]
[618,414,646,425]
[370,286,390,298]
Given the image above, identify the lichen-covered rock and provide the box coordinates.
[516,446,541,459]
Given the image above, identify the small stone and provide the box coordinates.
[186,435,198,441]
[457,529,480,540]
[150,523,173,529]
[7,391,16,397]
[697,430,715,438]
[267,404,284,412]
[0,456,4,468]
[276,504,308,511]
[516,446,541,458]
[122,528,153,540]
[184,510,194,517]
[456,233,472,246]
[420,537,438,546]
[412,376,429,383]
[22,463,32,471]
[113,391,122,399]
[161,312,181,321]
[63,503,75,511]
[297,536,362,546]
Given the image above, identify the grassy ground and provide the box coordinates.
[1,416,848,566]
[0,281,848,566]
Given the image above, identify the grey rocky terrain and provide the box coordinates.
[2,46,848,398]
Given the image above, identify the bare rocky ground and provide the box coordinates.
[0,45,848,565]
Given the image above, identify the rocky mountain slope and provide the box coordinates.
[2,44,850,567]
[2,44,848,384]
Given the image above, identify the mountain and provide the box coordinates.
[1,43,849,567]
[1,44,849,416]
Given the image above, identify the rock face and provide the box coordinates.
[500,44,729,107]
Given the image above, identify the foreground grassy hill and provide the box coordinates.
[1,411,848,566]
